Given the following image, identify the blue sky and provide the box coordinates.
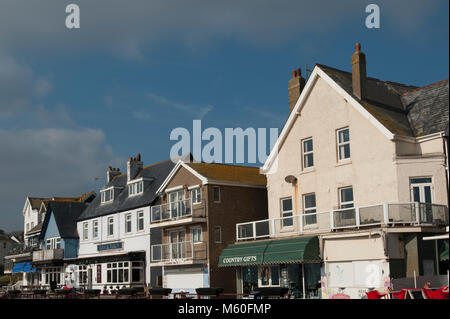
[0,0,448,231]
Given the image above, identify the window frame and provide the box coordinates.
[280,197,294,228]
[339,186,354,209]
[137,211,144,232]
[107,217,114,237]
[83,222,89,240]
[93,220,99,239]
[213,186,221,203]
[128,181,144,197]
[336,127,351,161]
[214,226,222,243]
[125,213,132,233]
[301,137,314,169]
[106,262,130,284]
[258,265,280,287]
[45,237,62,250]
[303,193,317,225]
[191,227,203,244]
[101,188,114,204]
[191,187,202,204]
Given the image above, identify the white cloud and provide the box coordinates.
[0,127,123,231]
[147,92,214,118]
[0,53,52,118]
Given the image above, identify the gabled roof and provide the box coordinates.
[26,192,96,213]
[262,63,449,173]
[40,201,87,239]
[156,160,266,194]
[28,197,51,210]
[77,159,176,221]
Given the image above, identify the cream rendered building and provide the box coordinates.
[229,44,449,299]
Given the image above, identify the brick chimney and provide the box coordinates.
[288,68,306,114]
[106,167,121,184]
[127,153,143,181]
[351,43,367,100]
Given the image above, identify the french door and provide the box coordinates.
[169,190,185,218]
[169,230,186,259]
[410,178,433,223]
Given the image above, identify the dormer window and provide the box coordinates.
[129,180,144,197]
[101,188,114,204]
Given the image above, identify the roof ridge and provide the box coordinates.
[402,79,449,96]
[143,158,173,169]
[109,158,174,181]
[186,162,261,170]
[316,63,418,89]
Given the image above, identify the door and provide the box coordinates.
[164,268,205,292]
[410,178,433,223]
[88,268,93,289]
[169,230,186,259]
[169,190,185,219]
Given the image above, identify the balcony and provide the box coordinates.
[32,248,64,262]
[236,202,449,241]
[150,198,206,227]
[150,241,207,265]
[4,243,38,260]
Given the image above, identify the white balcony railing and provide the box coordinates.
[236,202,449,241]
[151,240,207,263]
[150,198,206,224]
[32,248,64,262]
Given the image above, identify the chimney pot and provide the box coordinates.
[288,67,306,114]
[351,43,367,100]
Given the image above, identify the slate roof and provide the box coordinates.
[185,162,266,186]
[402,80,449,136]
[317,64,449,137]
[26,222,44,236]
[77,159,176,221]
[40,201,88,239]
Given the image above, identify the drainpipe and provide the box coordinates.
[442,131,449,209]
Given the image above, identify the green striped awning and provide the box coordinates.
[263,236,321,264]
[218,236,321,267]
[439,239,449,261]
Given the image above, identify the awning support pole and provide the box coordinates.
[302,263,306,299]
[413,270,417,288]
[435,240,440,275]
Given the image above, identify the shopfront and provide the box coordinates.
[219,236,322,299]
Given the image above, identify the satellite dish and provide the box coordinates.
[285,175,297,185]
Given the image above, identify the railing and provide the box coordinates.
[150,198,206,224]
[236,202,449,241]
[6,244,38,257]
[32,248,64,262]
[151,241,207,263]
